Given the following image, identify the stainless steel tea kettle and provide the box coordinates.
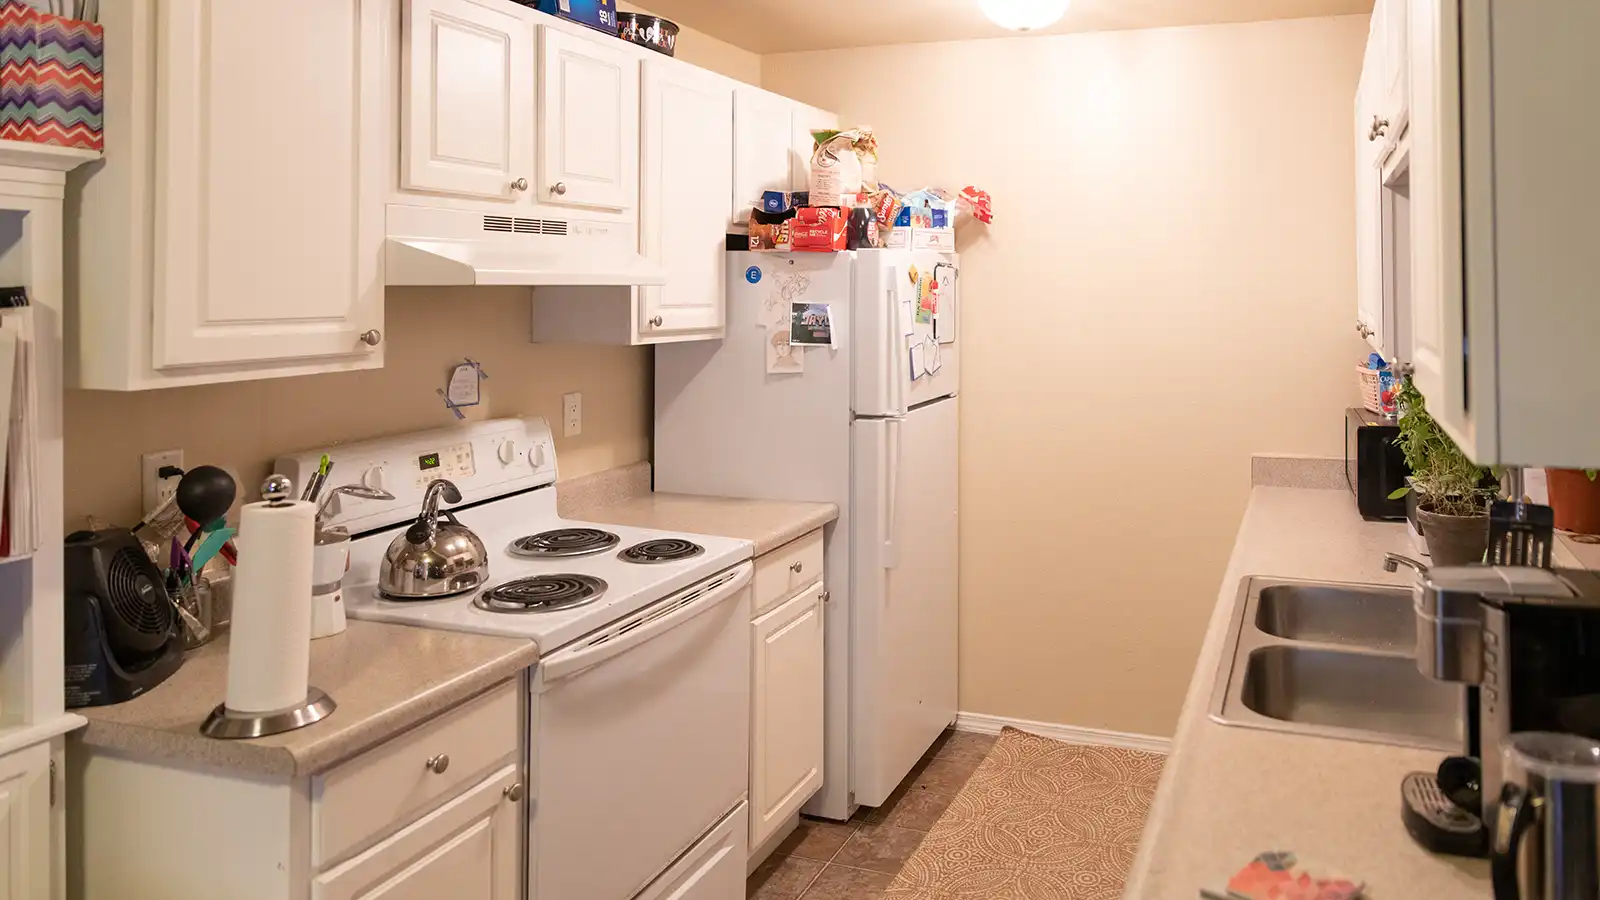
[378,479,489,599]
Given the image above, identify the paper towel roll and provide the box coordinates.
[225,496,316,714]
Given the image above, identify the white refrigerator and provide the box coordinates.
[655,249,959,818]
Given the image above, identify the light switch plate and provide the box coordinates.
[563,393,582,438]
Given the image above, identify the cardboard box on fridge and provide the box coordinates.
[884,225,956,251]
[792,207,847,252]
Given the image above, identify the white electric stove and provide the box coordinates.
[278,418,757,900]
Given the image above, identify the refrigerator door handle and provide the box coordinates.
[887,283,905,416]
[883,418,903,569]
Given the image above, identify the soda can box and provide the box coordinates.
[528,0,618,35]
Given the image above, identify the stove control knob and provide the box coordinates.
[498,440,518,465]
[361,465,387,492]
[529,443,548,469]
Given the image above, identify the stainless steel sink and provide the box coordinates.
[1254,582,1415,652]
[1210,576,1465,751]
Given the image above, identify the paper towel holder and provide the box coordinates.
[201,687,337,739]
[201,475,338,740]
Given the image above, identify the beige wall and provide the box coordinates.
[64,289,649,528]
[621,3,761,86]
[62,17,762,530]
[764,16,1371,736]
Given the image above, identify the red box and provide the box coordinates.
[792,208,847,252]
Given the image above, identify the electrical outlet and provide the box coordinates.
[563,393,582,438]
[141,449,184,516]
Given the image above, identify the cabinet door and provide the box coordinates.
[1407,0,1472,444]
[314,765,522,900]
[539,28,639,211]
[401,0,536,200]
[1382,0,1410,125]
[750,584,825,850]
[790,103,839,197]
[0,748,48,900]
[733,88,794,223]
[152,0,384,368]
[1355,41,1385,353]
[639,62,733,339]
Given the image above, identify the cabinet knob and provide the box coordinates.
[790,561,803,574]
[511,177,529,192]
[552,182,568,196]
[649,316,664,327]
[1356,322,1375,339]
[504,782,525,802]
[360,329,382,347]
[1368,116,1389,141]
[426,754,450,774]
[821,590,831,604]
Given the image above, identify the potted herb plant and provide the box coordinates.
[1546,468,1600,535]
[1389,377,1497,565]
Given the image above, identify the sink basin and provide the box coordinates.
[1210,576,1464,751]
[1254,583,1415,652]
[1239,646,1463,745]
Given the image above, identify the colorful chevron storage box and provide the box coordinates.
[0,2,103,152]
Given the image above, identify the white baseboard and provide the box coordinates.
[953,711,1172,755]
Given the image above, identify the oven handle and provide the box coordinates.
[539,563,753,683]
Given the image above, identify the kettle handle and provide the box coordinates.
[1492,782,1535,900]
[406,479,463,545]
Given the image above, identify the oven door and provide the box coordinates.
[530,563,753,900]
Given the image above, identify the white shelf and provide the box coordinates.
[0,140,100,173]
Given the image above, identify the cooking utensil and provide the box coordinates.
[176,466,236,549]
[302,455,333,504]
[617,12,678,56]
[315,484,395,521]
[1490,468,1555,567]
[190,525,239,575]
[378,479,489,599]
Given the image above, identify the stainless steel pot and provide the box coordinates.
[378,479,488,599]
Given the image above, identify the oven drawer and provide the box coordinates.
[313,680,521,867]
[753,530,824,617]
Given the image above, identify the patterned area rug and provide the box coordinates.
[884,728,1166,900]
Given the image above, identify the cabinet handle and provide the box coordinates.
[552,182,568,196]
[360,329,382,347]
[504,782,525,802]
[510,177,529,192]
[425,754,450,774]
[790,561,803,574]
[649,316,664,327]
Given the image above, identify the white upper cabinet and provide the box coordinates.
[1405,0,1600,467]
[539,28,639,211]
[1380,0,1409,129]
[733,88,796,222]
[151,0,385,370]
[639,61,733,339]
[1354,29,1385,355]
[401,0,536,201]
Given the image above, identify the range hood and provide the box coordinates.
[385,205,667,288]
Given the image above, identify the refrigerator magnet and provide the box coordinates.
[790,302,833,347]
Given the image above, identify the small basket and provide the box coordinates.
[1358,365,1384,414]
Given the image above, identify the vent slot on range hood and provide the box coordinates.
[483,215,570,237]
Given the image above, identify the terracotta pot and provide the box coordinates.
[1417,508,1490,566]
[1545,468,1600,535]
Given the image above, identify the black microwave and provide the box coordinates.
[1345,407,1411,520]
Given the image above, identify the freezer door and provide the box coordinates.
[850,397,959,807]
[852,250,961,417]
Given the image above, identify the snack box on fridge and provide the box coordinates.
[527,0,618,35]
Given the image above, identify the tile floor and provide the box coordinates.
[746,729,997,900]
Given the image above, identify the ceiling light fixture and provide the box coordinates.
[979,0,1071,31]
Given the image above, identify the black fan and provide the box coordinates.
[64,529,183,708]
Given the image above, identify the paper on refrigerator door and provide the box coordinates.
[766,326,804,375]
[908,339,925,381]
[925,337,942,374]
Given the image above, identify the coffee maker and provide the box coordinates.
[1403,565,1600,855]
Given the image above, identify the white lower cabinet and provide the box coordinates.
[0,744,49,900]
[313,764,521,900]
[749,578,826,852]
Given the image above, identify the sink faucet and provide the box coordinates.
[1384,553,1428,577]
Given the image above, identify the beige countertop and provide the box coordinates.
[75,621,537,778]
[572,493,838,558]
[1123,487,1491,899]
